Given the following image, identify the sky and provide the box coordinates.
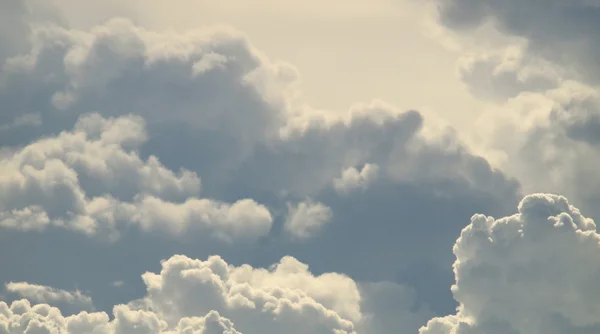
[1,0,600,333]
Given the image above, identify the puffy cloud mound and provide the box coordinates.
[476,81,600,220]
[420,193,600,333]
[332,164,379,195]
[0,254,430,334]
[0,0,526,325]
[283,200,333,240]
[0,112,273,241]
[141,255,358,333]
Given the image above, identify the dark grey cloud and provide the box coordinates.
[432,1,600,232]
[436,0,600,85]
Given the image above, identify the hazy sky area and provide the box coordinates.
[2,0,600,333]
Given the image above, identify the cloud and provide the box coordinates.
[434,0,600,85]
[141,254,358,333]
[0,12,518,200]
[0,1,525,325]
[5,282,93,311]
[0,112,272,240]
[473,81,600,221]
[2,2,598,334]
[0,254,429,333]
[431,0,600,229]
[420,193,600,333]
[332,163,379,195]
[0,16,283,154]
[132,196,273,241]
[283,200,333,240]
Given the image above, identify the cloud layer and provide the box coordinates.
[436,0,600,82]
[0,6,523,323]
[4,0,600,333]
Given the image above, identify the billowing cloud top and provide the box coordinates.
[2,0,600,333]
[420,194,600,333]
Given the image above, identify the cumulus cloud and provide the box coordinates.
[0,254,429,334]
[0,0,528,326]
[132,196,273,241]
[141,254,358,333]
[283,200,333,240]
[0,11,518,200]
[332,164,379,195]
[473,81,600,220]
[2,2,599,334]
[0,112,272,240]
[430,0,600,225]
[420,193,600,333]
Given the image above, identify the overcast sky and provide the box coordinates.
[2,0,600,333]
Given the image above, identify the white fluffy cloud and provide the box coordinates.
[141,255,358,333]
[420,193,600,333]
[0,9,518,202]
[0,2,558,333]
[284,200,333,240]
[0,255,428,334]
[415,3,600,332]
[0,112,272,240]
[332,164,379,195]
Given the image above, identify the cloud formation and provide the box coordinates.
[0,5,521,296]
[4,1,576,333]
[420,193,600,333]
[0,112,272,241]
[0,255,429,334]
[284,200,333,240]
[435,0,600,84]
[473,80,600,222]
[7,193,600,333]
[332,164,379,195]
[432,0,600,227]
